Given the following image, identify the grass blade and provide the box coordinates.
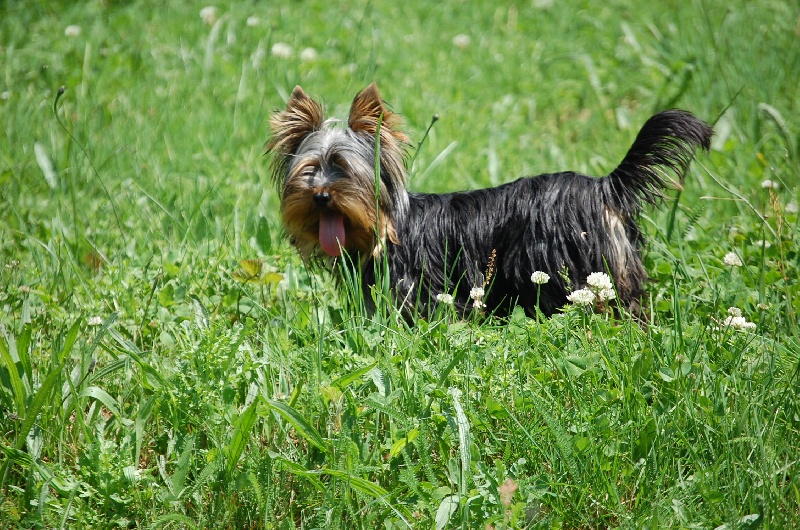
[225,401,257,476]
[172,435,195,496]
[333,362,377,390]
[78,386,122,419]
[0,332,27,416]
[263,397,329,453]
[274,457,325,492]
[449,387,471,499]
[15,319,81,450]
[322,468,413,524]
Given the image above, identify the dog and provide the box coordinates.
[266,83,712,318]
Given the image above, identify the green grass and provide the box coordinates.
[2,0,799,528]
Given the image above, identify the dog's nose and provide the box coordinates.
[313,192,331,206]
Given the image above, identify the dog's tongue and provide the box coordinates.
[319,211,346,257]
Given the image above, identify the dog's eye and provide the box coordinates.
[300,166,317,177]
[330,156,348,176]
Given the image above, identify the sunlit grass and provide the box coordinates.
[1,0,799,528]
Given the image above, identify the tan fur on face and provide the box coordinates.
[280,171,397,263]
[267,83,407,264]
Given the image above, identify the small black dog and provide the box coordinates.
[267,84,712,318]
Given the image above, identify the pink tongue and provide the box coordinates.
[319,211,346,257]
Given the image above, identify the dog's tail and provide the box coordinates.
[606,110,713,211]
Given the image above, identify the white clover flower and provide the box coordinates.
[723,315,756,331]
[720,307,756,331]
[761,179,779,190]
[567,288,595,306]
[473,299,485,310]
[18,285,31,294]
[0,91,9,101]
[723,252,742,267]
[786,202,798,214]
[597,288,616,302]
[752,239,771,249]
[725,316,748,329]
[586,272,613,292]
[584,272,615,301]
[469,286,485,301]
[88,316,104,326]
[64,25,81,37]
[199,6,218,25]
[530,271,550,284]
[246,16,261,27]
[452,34,471,49]
[299,47,318,62]
[727,307,743,317]
[271,42,294,59]
[436,293,454,305]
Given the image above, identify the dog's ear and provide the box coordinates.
[267,86,324,157]
[348,83,403,137]
[348,82,409,170]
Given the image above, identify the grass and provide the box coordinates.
[1,0,799,528]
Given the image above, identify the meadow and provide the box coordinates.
[1,0,799,528]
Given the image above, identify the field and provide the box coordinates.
[1,0,799,528]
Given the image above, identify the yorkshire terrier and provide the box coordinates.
[267,83,712,318]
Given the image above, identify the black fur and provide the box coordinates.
[363,110,713,318]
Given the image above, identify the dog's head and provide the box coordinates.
[266,84,409,262]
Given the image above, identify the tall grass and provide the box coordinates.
[1,0,799,528]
